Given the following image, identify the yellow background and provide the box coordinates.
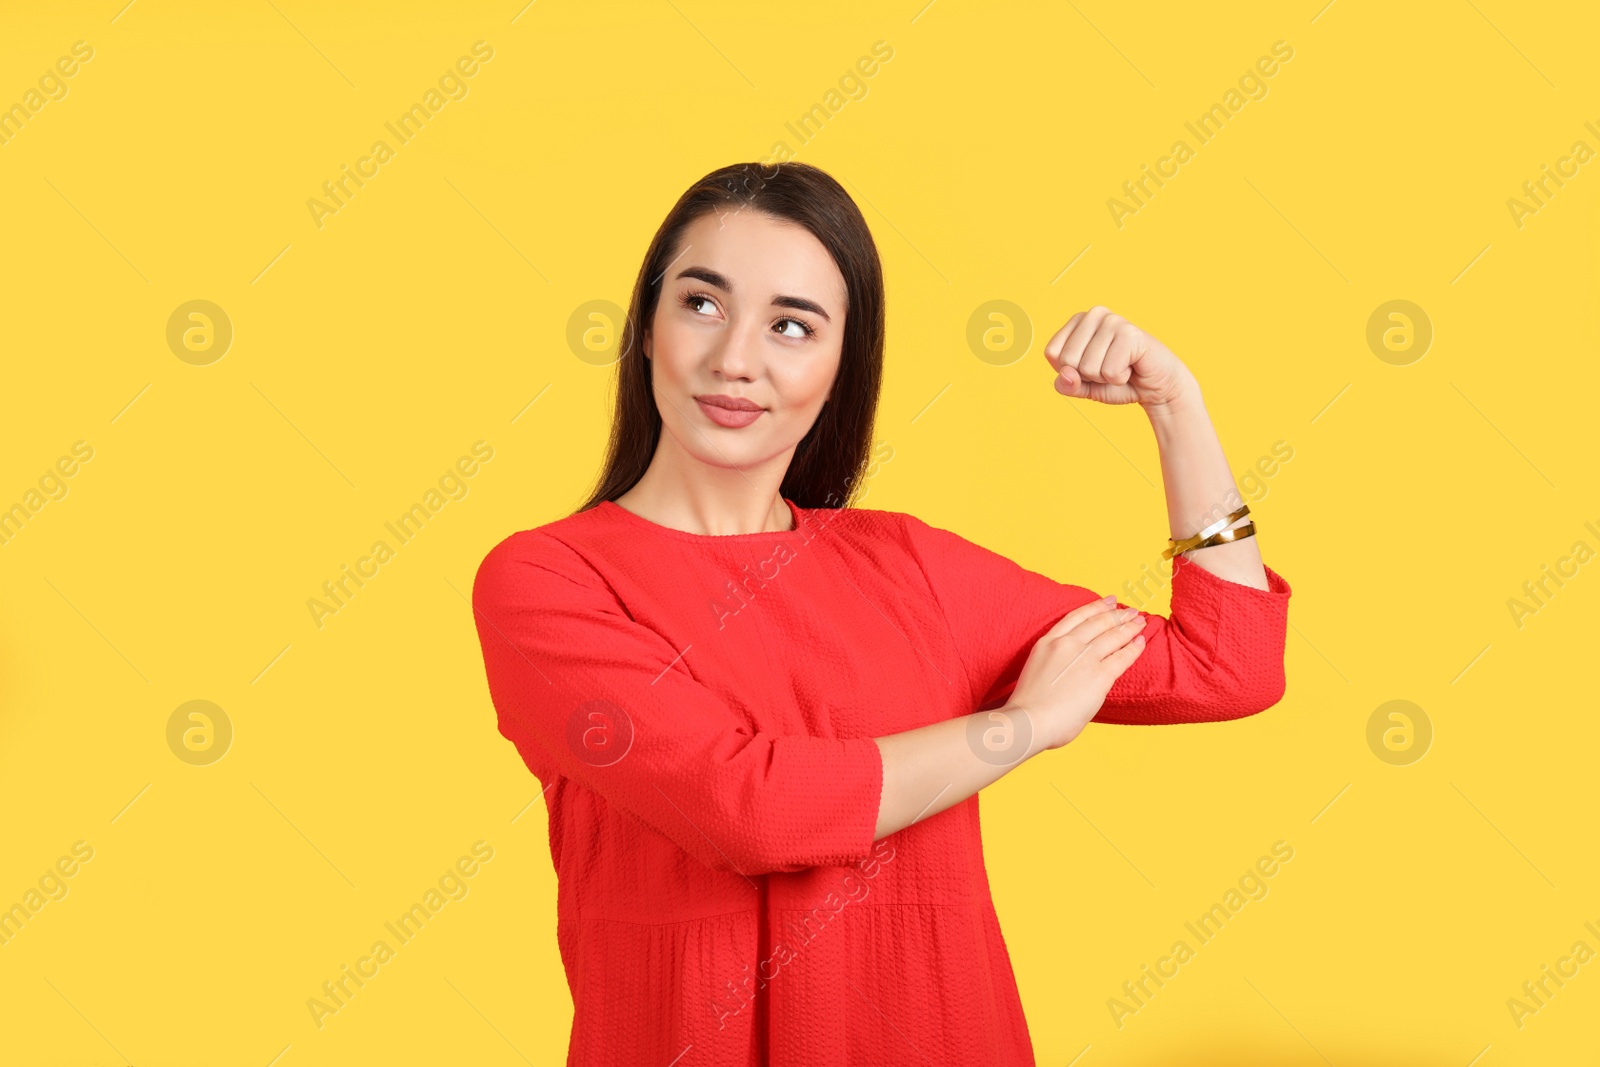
[2,0,1597,1063]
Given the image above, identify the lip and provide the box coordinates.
[695,395,765,429]
[694,394,764,411]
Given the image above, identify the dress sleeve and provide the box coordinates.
[470,530,885,876]
[898,512,1292,725]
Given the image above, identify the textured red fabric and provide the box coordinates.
[471,497,1292,1066]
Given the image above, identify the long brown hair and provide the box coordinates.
[576,161,885,514]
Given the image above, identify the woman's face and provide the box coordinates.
[644,208,846,473]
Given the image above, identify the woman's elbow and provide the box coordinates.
[1218,660,1288,719]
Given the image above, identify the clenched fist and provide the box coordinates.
[1043,306,1195,409]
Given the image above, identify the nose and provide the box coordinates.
[706,316,763,382]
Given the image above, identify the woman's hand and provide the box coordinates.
[1006,596,1149,751]
[1043,305,1196,410]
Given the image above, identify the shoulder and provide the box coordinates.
[802,503,1003,579]
[798,501,910,536]
[842,504,986,559]
[795,501,929,557]
[472,506,617,608]
[795,501,992,549]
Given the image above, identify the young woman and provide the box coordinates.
[470,161,1291,1066]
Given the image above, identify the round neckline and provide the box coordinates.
[598,496,810,542]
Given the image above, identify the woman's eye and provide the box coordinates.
[683,293,717,316]
[774,318,813,339]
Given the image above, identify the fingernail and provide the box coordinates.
[1101,594,1117,605]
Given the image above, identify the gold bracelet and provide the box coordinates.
[1184,520,1256,554]
[1163,504,1250,560]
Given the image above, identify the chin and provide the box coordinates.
[672,422,785,468]
[689,441,779,469]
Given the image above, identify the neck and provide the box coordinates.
[615,445,795,536]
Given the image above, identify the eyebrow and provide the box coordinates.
[673,266,833,324]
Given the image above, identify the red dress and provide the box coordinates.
[471,497,1292,1065]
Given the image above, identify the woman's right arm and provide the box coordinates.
[871,595,1147,839]
[472,531,886,878]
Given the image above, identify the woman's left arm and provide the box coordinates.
[1145,384,1267,589]
[1045,305,1264,588]
[898,307,1290,727]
